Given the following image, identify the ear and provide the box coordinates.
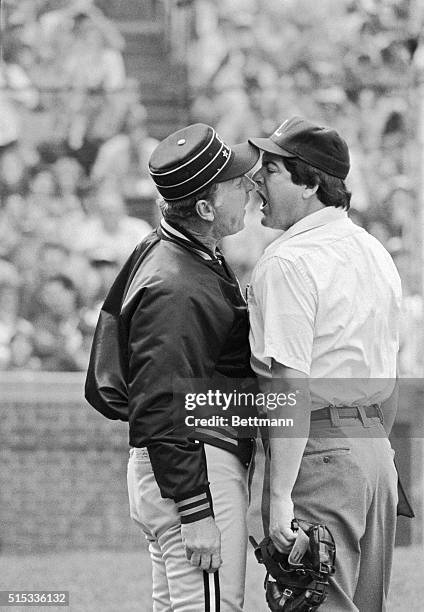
[195,199,215,222]
[302,184,319,200]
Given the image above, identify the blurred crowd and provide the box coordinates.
[0,0,155,371]
[189,0,424,376]
[1,0,423,374]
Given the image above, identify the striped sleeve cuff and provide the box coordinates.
[175,490,213,524]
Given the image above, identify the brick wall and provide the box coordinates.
[0,373,422,553]
[0,373,139,554]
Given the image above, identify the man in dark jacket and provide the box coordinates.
[87,123,259,611]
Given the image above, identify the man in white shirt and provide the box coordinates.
[247,117,402,611]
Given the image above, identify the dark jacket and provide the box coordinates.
[85,220,255,522]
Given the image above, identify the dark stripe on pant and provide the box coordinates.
[214,571,220,612]
[204,446,219,611]
[203,571,210,612]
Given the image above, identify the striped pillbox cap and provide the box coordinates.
[149,123,259,201]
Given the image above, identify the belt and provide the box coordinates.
[311,404,382,422]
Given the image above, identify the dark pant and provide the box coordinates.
[262,415,398,611]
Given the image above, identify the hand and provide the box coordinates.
[269,495,297,554]
[181,516,222,572]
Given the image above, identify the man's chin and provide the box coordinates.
[260,214,274,228]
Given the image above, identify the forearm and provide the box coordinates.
[270,437,308,499]
[147,439,213,523]
[267,362,311,498]
[261,362,311,551]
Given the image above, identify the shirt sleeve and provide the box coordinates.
[256,256,316,375]
[127,279,231,523]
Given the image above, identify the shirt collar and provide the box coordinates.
[264,207,348,254]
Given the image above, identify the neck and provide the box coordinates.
[186,226,219,254]
[304,198,325,217]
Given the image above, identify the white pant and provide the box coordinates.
[127,444,249,612]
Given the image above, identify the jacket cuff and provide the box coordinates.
[175,489,213,524]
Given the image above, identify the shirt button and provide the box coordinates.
[323,456,330,463]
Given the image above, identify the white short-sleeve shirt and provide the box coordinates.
[248,207,402,407]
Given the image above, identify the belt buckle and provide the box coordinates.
[329,405,341,427]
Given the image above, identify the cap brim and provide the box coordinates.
[248,137,295,158]
[216,142,260,182]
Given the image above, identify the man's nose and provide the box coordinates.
[244,175,256,192]
[252,168,263,185]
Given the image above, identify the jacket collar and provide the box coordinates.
[159,219,222,262]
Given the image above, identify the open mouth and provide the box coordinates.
[258,191,268,211]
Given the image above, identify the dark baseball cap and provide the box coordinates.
[249,116,350,179]
[149,123,259,201]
